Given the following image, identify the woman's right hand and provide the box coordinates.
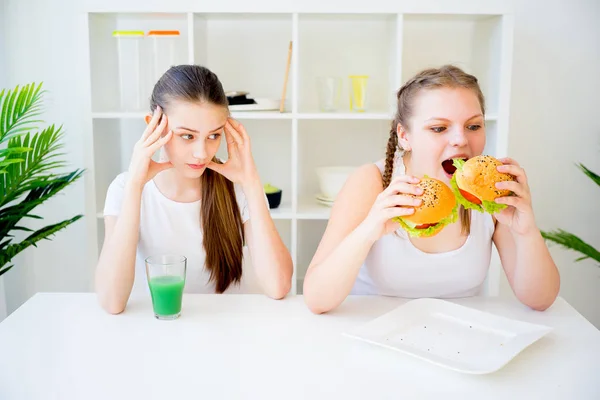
[128,106,174,188]
[360,175,424,242]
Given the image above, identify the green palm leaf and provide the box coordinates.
[0,147,30,173]
[0,159,25,173]
[0,170,83,239]
[0,126,66,207]
[541,229,600,263]
[540,163,599,266]
[0,215,83,276]
[0,81,84,278]
[0,83,44,143]
[577,163,600,188]
[0,147,30,158]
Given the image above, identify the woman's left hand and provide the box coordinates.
[206,118,260,188]
[493,158,538,236]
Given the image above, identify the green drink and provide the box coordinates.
[145,255,187,320]
[148,276,185,317]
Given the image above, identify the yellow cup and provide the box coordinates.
[349,75,369,112]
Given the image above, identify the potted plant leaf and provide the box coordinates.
[0,83,84,277]
[541,163,600,265]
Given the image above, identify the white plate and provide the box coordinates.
[343,298,552,374]
[229,98,281,111]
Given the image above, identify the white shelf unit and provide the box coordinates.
[84,8,514,295]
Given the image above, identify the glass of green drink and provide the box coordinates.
[145,255,187,320]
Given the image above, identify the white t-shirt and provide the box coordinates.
[103,172,263,294]
[350,158,495,298]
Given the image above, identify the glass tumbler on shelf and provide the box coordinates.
[316,76,342,112]
[349,75,369,112]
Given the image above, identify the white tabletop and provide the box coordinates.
[0,293,599,400]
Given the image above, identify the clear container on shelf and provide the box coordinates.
[147,30,181,84]
[113,30,145,111]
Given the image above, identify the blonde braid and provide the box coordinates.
[382,121,398,189]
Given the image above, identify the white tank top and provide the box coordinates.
[350,159,495,298]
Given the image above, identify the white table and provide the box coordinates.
[0,293,598,399]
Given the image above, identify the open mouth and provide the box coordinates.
[442,157,467,176]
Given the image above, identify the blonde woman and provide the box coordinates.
[303,65,560,314]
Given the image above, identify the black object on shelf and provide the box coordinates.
[226,91,257,106]
[266,190,282,209]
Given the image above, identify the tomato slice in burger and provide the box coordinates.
[459,189,482,205]
[415,223,437,229]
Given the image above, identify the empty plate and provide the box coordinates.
[344,298,552,374]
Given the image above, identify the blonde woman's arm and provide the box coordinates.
[492,158,560,311]
[303,166,422,314]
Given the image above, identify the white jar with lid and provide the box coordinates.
[113,30,145,111]
[147,30,181,84]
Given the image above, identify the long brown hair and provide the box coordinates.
[150,65,244,293]
[384,65,486,235]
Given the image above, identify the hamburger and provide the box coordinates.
[393,176,458,237]
[450,155,515,214]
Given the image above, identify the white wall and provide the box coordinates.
[1,0,599,327]
[2,0,91,315]
[0,0,6,87]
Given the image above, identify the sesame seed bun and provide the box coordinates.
[393,177,458,237]
[455,155,514,202]
[403,177,456,224]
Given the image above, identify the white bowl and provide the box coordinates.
[316,166,355,200]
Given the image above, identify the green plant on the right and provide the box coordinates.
[540,163,600,264]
